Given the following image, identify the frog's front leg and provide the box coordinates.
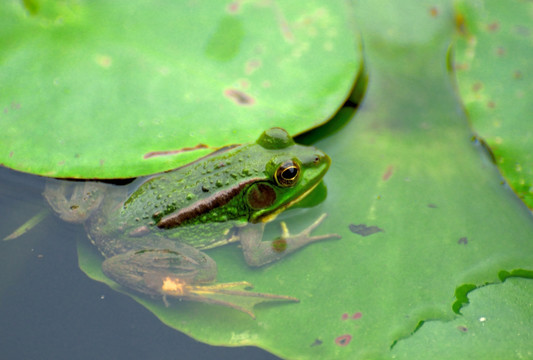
[43,180,106,223]
[239,213,340,267]
[102,240,298,318]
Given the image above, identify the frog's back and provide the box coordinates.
[87,145,259,255]
[122,144,268,225]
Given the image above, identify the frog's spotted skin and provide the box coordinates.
[44,128,340,318]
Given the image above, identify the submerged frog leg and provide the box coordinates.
[101,243,297,318]
[240,213,341,267]
[162,281,298,319]
[102,245,217,297]
[43,180,106,223]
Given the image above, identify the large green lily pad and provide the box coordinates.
[77,1,533,358]
[453,0,533,208]
[0,0,359,178]
[391,276,533,359]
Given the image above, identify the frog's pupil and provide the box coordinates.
[282,166,298,180]
[275,161,300,187]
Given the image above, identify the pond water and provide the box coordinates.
[0,167,279,360]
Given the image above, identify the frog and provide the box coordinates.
[44,128,339,318]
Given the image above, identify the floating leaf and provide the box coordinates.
[391,277,533,358]
[453,0,533,207]
[0,0,360,178]
[5,0,532,358]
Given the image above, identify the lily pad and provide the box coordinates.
[453,0,533,208]
[391,277,533,359]
[58,0,533,358]
[0,0,360,178]
[78,2,533,358]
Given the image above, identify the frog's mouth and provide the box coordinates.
[255,181,320,224]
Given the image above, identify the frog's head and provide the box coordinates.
[247,127,330,223]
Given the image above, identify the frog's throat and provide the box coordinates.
[257,181,320,224]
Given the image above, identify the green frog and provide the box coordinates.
[44,128,339,317]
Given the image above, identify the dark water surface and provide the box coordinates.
[0,167,279,360]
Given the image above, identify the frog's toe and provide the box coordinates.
[165,281,300,319]
[283,213,341,244]
[43,180,105,223]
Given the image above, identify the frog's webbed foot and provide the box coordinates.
[241,213,341,267]
[102,247,297,319]
[43,180,106,223]
[162,281,298,319]
[280,213,340,243]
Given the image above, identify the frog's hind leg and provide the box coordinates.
[102,245,217,299]
[167,281,299,319]
[101,243,298,318]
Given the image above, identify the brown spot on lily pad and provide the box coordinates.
[335,334,352,347]
[429,6,439,17]
[349,224,384,237]
[227,0,241,13]
[382,165,394,181]
[342,312,362,320]
[487,101,496,109]
[427,203,437,208]
[144,144,210,159]
[458,237,468,245]
[352,312,362,319]
[472,82,482,92]
[276,8,293,42]
[95,54,112,68]
[487,22,499,32]
[245,59,262,75]
[224,88,255,106]
[457,325,468,332]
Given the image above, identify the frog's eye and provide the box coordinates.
[275,160,300,187]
